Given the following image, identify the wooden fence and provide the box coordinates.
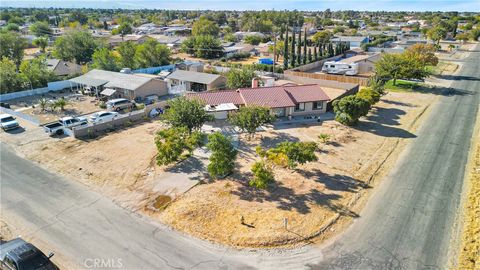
[284,70,370,86]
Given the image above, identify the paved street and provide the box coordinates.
[312,43,480,269]
[1,43,479,270]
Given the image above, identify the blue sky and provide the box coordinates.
[1,0,478,11]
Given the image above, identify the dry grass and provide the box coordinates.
[160,91,438,248]
[457,118,480,270]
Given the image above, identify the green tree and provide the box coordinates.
[53,97,69,111]
[297,29,302,66]
[19,57,57,89]
[30,21,52,37]
[5,23,19,32]
[192,17,220,37]
[0,57,25,93]
[228,106,275,138]
[250,161,274,189]
[115,22,133,37]
[303,28,307,65]
[244,35,262,45]
[92,48,119,71]
[262,141,318,169]
[33,37,48,52]
[374,53,406,86]
[53,31,98,64]
[283,25,289,69]
[206,132,237,179]
[426,26,447,44]
[404,44,439,67]
[181,35,223,59]
[135,38,171,68]
[290,28,296,68]
[117,41,137,69]
[162,96,214,132]
[0,32,27,67]
[38,97,49,111]
[333,95,371,126]
[312,31,332,44]
[268,40,284,62]
[155,127,190,166]
[226,66,257,89]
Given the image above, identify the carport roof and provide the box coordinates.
[69,75,109,87]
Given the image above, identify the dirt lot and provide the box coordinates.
[158,91,439,248]
[8,93,100,124]
[1,88,439,248]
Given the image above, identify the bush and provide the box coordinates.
[207,132,237,179]
[249,161,274,189]
[356,87,381,105]
[333,95,371,126]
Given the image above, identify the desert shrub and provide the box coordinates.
[249,161,274,189]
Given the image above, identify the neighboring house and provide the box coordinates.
[392,38,428,49]
[233,31,266,40]
[331,36,369,48]
[166,70,226,93]
[148,34,185,50]
[340,53,381,74]
[69,69,168,101]
[107,35,149,47]
[187,84,331,119]
[46,59,83,77]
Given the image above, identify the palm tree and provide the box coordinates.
[33,37,48,53]
[54,98,69,111]
[38,98,49,112]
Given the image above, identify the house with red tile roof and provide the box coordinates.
[187,84,331,119]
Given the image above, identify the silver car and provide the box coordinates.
[106,98,135,111]
[0,114,20,131]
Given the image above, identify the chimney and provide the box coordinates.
[251,78,258,88]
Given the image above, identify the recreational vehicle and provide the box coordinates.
[321,61,359,75]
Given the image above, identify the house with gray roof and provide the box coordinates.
[331,36,369,48]
[69,69,168,101]
[166,70,226,93]
[46,59,82,77]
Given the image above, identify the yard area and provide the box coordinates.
[6,93,100,125]
[158,90,439,248]
[1,88,439,248]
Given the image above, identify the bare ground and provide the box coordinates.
[1,91,438,248]
[159,91,439,248]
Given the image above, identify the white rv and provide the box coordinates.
[321,61,359,75]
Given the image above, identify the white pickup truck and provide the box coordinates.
[44,116,88,136]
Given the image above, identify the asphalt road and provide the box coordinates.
[1,44,479,270]
[311,44,480,269]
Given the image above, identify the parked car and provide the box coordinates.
[0,114,20,131]
[144,95,159,105]
[0,238,57,270]
[106,98,135,111]
[90,111,119,123]
[0,102,11,109]
[44,116,88,136]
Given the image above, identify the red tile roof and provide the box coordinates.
[186,90,244,105]
[186,84,331,108]
[284,84,331,103]
[238,86,296,108]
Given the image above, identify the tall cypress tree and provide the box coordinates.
[314,44,318,61]
[308,48,312,63]
[319,44,323,58]
[291,27,296,68]
[297,29,302,66]
[283,26,289,70]
[303,28,307,65]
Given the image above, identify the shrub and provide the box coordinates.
[333,95,371,126]
[206,132,237,179]
[318,134,331,144]
[249,161,274,189]
[356,87,381,105]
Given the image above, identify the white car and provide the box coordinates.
[89,111,119,123]
[0,114,20,131]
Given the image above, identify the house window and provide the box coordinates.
[312,101,323,110]
[295,102,305,112]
